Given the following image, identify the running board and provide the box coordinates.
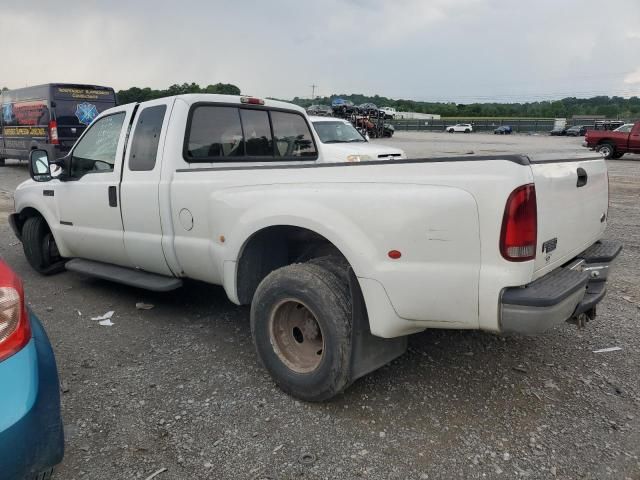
[65,259,183,292]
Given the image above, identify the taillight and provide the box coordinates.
[500,184,537,262]
[240,96,265,105]
[0,260,31,361]
[49,120,59,145]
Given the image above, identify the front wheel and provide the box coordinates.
[22,216,66,275]
[448,128,454,133]
[464,129,471,133]
[597,143,615,159]
[250,261,352,401]
[0,158,5,167]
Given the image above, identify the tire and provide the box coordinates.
[0,158,5,166]
[22,216,66,275]
[32,468,55,479]
[464,129,470,133]
[612,152,625,159]
[596,143,615,159]
[448,128,454,133]
[251,261,352,401]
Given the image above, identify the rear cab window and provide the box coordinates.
[184,104,317,163]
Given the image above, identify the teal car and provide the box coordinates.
[0,258,64,479]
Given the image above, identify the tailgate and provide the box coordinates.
[530,153,608,277]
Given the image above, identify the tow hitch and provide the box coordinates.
[567,306,597,329]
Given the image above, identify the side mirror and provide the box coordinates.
[29,149,64,182]
[29,149,52,182]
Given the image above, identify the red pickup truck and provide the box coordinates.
[583,121,640,159]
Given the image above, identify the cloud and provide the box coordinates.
[1,0,640,102]
[624,68,640,84]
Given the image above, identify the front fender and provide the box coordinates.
[14,180,69,257]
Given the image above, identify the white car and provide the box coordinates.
[11,94,620,401]
[309,116,406,162]
[446,123,473,133]
[379,107,396,118]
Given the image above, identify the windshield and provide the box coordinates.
[313,121,365,143]
[613,124,633,133]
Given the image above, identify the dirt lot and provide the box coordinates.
[0,133,638,480]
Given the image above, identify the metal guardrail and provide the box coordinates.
[391,118,626,133]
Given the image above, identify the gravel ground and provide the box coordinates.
[0,132,638,480]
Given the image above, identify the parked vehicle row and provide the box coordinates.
[11,93,620,403]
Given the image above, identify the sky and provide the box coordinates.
[2,0,639,103]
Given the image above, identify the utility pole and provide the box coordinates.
[310,84,318,99]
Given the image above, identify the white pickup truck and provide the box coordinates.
[10,94,621,401]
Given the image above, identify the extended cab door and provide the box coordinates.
[120,98,175,276]
[55,106,136,266]
[628,123,640,153]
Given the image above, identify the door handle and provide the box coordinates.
[108,186,118,207]
[576,167,588,187]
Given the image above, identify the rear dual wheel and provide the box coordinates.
[250,258,352,402]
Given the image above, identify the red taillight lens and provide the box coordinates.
[48,120,59,145]
[0,260,31,361]
[500,184,537,262]
[240,96,265,105]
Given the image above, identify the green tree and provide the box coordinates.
[116,82,241,104]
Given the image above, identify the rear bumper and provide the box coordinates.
[0,311,64,478]
[499,240,622,335]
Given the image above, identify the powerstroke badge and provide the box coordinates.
[542,237,558,253]
[75,102,99,125]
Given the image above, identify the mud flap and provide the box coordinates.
[348,268,408,382]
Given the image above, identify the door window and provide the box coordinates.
[129,105,167,171]
[70,112,126,178]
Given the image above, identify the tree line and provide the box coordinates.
[116,82,240,104]
[2,83,639,118]
[289,94,640,119]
